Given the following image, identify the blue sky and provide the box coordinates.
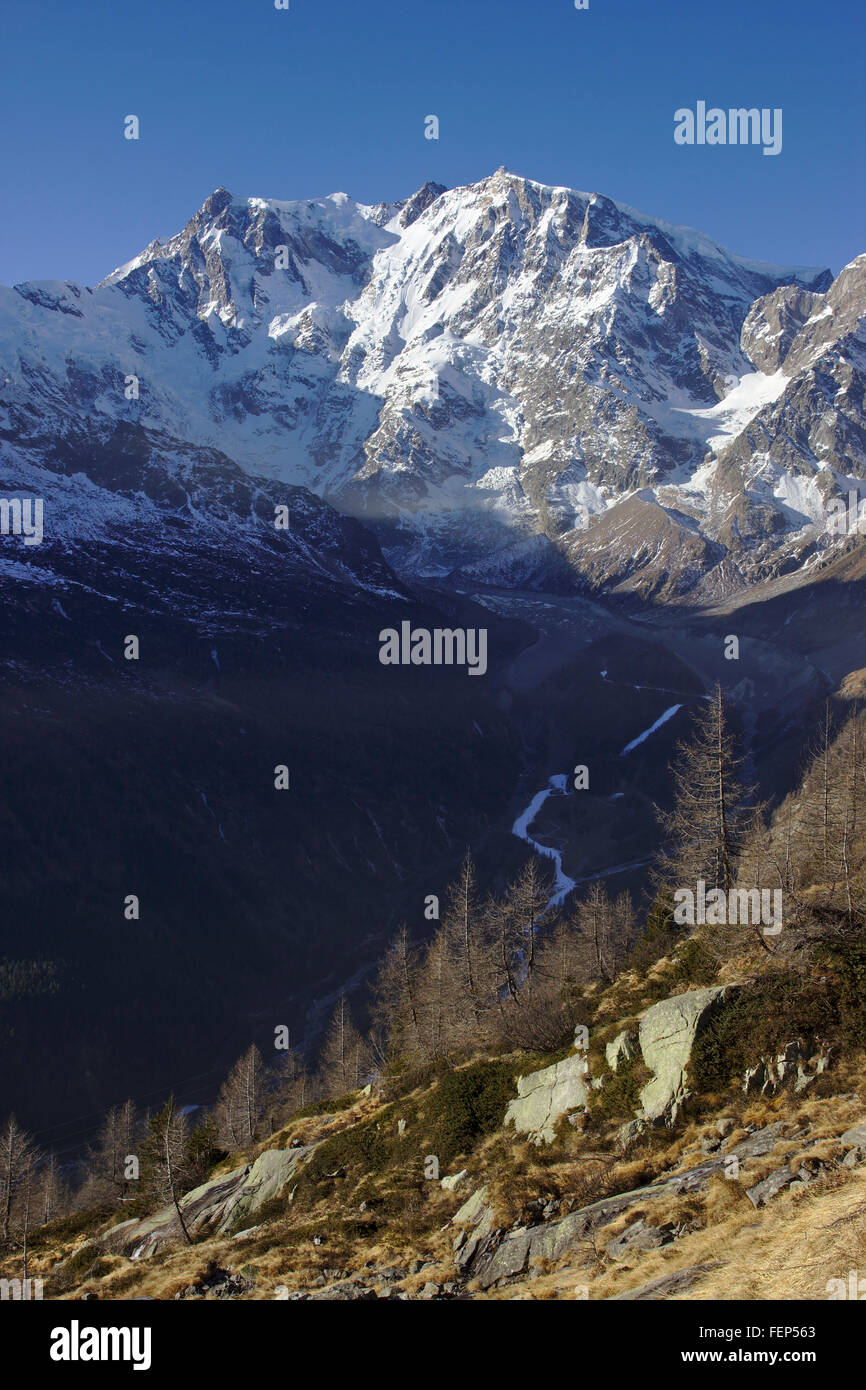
[2,0,863,285]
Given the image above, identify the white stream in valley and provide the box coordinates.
[511,773,576,911]
[513,702,684,911]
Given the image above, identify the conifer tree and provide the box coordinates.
[370,925,422,1064]
[318,995,368,1098]
[655,683,754,894]
[214,1045,265,1149]
[0,1115,39,1244]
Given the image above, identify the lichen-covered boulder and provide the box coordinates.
[222,1147,310,1230]
[637,986,732,1125]
[504,1053,589,1144]
[451,1185,496,1270]
[840,1120,866,1156]
[103,1143,317,1259]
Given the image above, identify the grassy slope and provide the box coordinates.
[15,942,866,1303]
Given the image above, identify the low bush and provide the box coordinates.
[423,1060,517,1167]
[819,931,866,1046]
[591,1054,652,1121]
[689,972,839,1092]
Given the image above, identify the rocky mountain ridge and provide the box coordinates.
[2,171,863,597]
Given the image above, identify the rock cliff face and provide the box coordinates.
[504,987,733,1140]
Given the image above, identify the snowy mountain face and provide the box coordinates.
[1,170,863,597]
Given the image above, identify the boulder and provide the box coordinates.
[746,1166,796,1208]
[308,1281,377,1301]
[730,1122,790,1160]
[743,1062,767,1095]
[608,1262,725,1300]
[104,1142,317,1258]
[504,1053,589,1144]
[638,986,732,1125]
[452,1184,496,1269]
[616,1119,647,1151]
[775,1040,801,1082]
[742,1040,834,1096]
[452,1185,491,1229]
[839,1120,866,1151]
[461,1121,791,1288]
[605,1218,679,1260]
[471,1228,534,1287]
[224,1147,310,1231]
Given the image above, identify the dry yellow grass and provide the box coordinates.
[9,985,863,1305]
[15,1071,859,1303]
[477,1087,866,1302]
[478,1169,866,1302]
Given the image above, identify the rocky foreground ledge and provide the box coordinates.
[39,984,865,1303]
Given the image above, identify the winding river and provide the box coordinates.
[512,702,685,913]
[511,773,576,911]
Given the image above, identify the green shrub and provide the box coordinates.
[61,1246,100,1277]
[292,1109,397,1205]
[690,973,839,1092]
[382,1056,452,1102]
[30,1206,113,1249]
[243,1193,290,1227]
[289,1059,517,1214]
[423,1060,517,1167]
[626,890,688,973]
[819,932,866,1046]
[52,1243,111,1290]
[591,1054,651,1121]
[671,936,719,987]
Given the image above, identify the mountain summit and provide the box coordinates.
[1,172,862,595]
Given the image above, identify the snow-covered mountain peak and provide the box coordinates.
[1,171,861,596]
